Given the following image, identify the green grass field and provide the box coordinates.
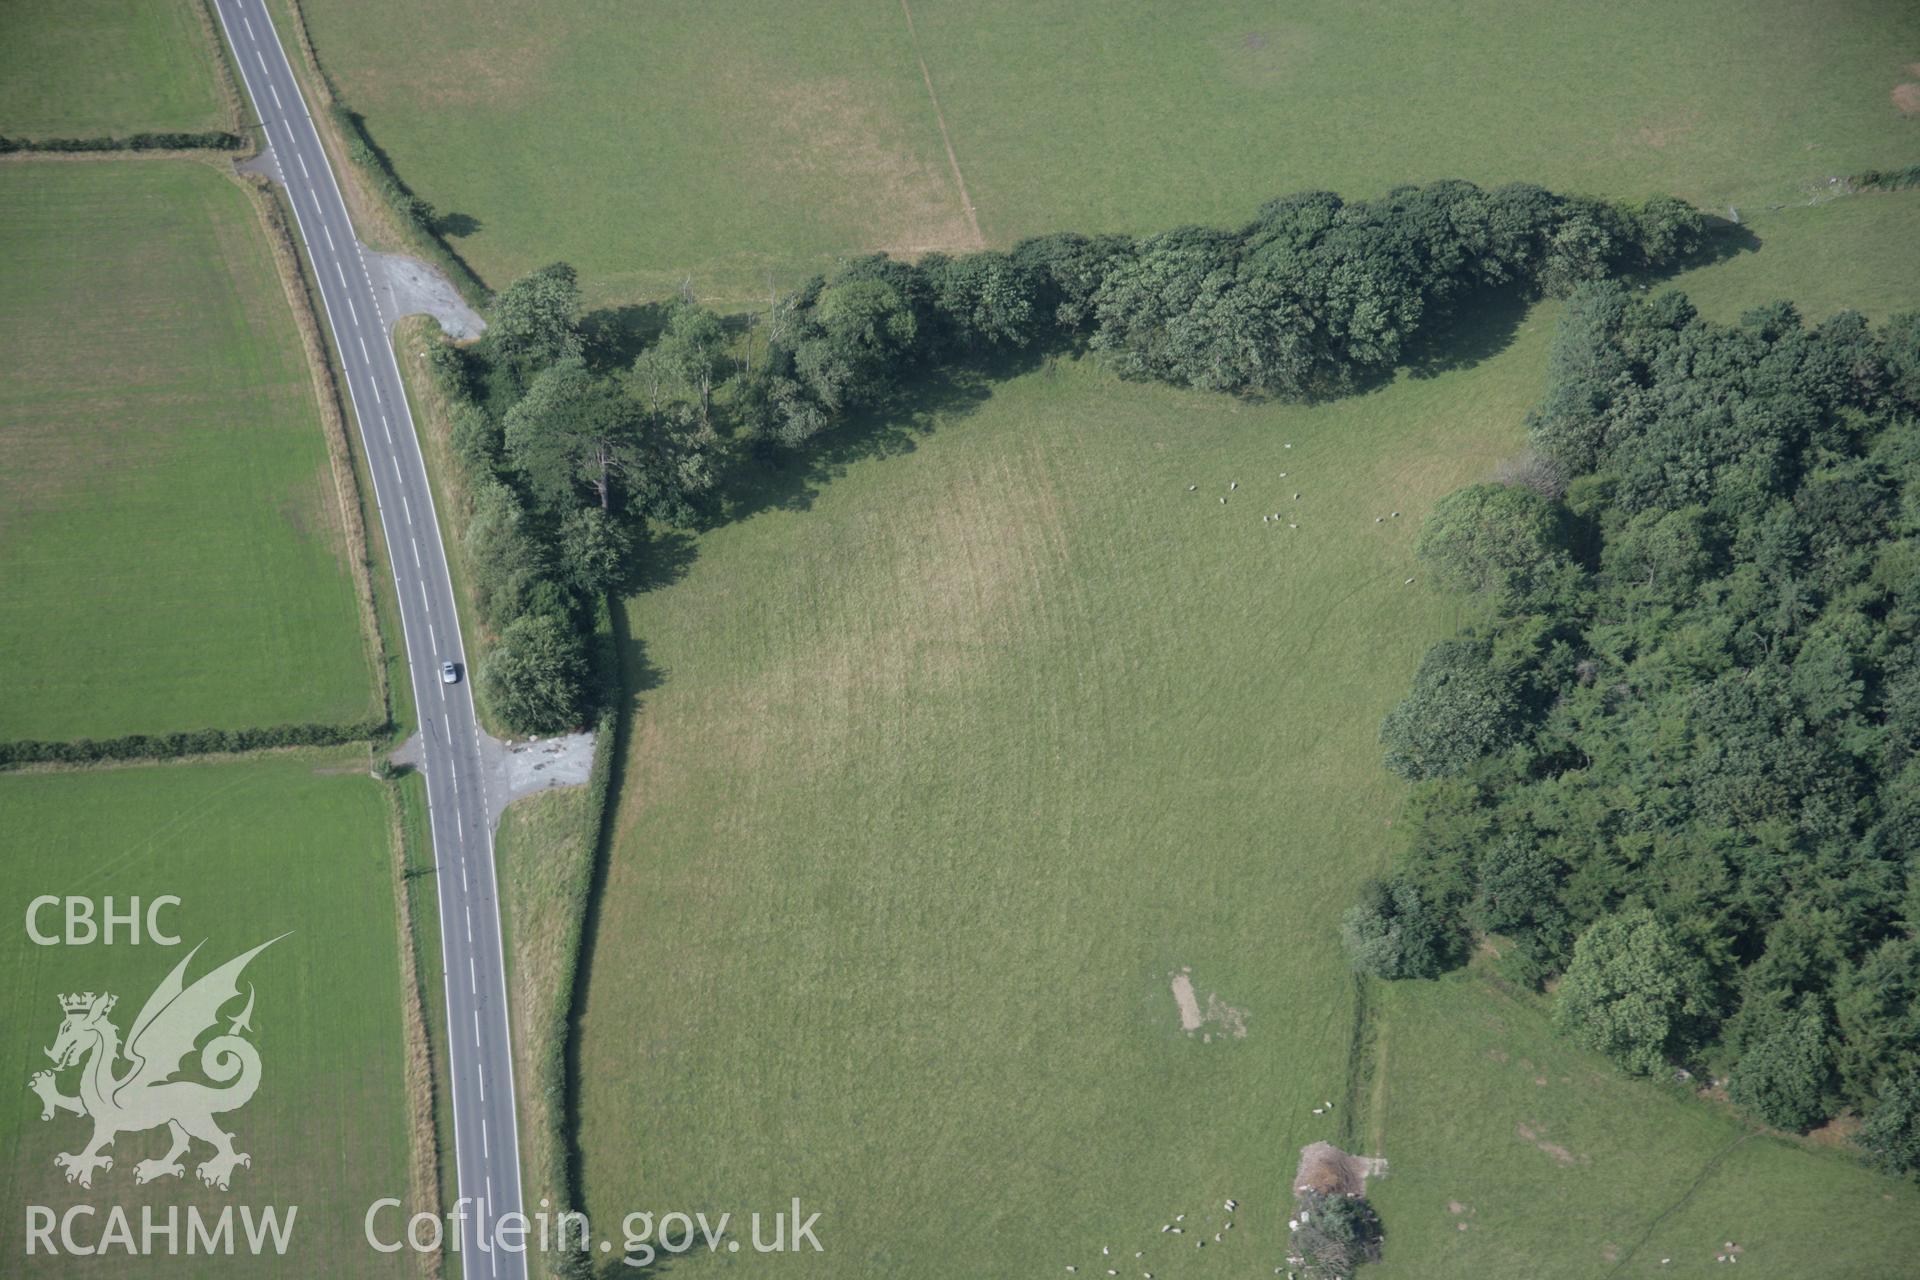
[0,160,377,742]
[575,323,1536,1273]
[277,0,1920,1267]
[1665,192,1920,323]
[0,1,227,138]
[0,754,413,1277]
[296,0,1920,302]
[1366,970,1920,1279]
[569,202,1920,1275]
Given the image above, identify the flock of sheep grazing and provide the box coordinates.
[1061,1198,1245,1279]
[1192,452,1407,570]
[1061,1103,1350,1277]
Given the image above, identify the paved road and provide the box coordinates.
[209,3,528,1274]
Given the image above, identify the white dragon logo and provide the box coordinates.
[28,937,283,1191]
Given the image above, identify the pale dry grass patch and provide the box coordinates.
[726,55,981,258]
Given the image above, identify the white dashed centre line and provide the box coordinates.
[411,540,421,567]
[297,153,310,180]
[358,334,370,361]
[347,297,358,326]
[323,224,335,252]
[244,16,256,40]
[335,262,348,289]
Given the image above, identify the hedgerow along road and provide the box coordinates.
[209,1,529,1274]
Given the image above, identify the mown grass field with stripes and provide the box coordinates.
[0,159,377,742]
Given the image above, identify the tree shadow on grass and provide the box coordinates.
[433,210,482,238]
[1393,218,1764,385]
[623,528,699,596]
[1401,285,1534,381]
[712,343,1045,526]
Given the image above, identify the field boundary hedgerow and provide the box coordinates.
[0,130,242,155]
[0,719,390,769]
[534,705,619,1280]
[1847,163,1920,193]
